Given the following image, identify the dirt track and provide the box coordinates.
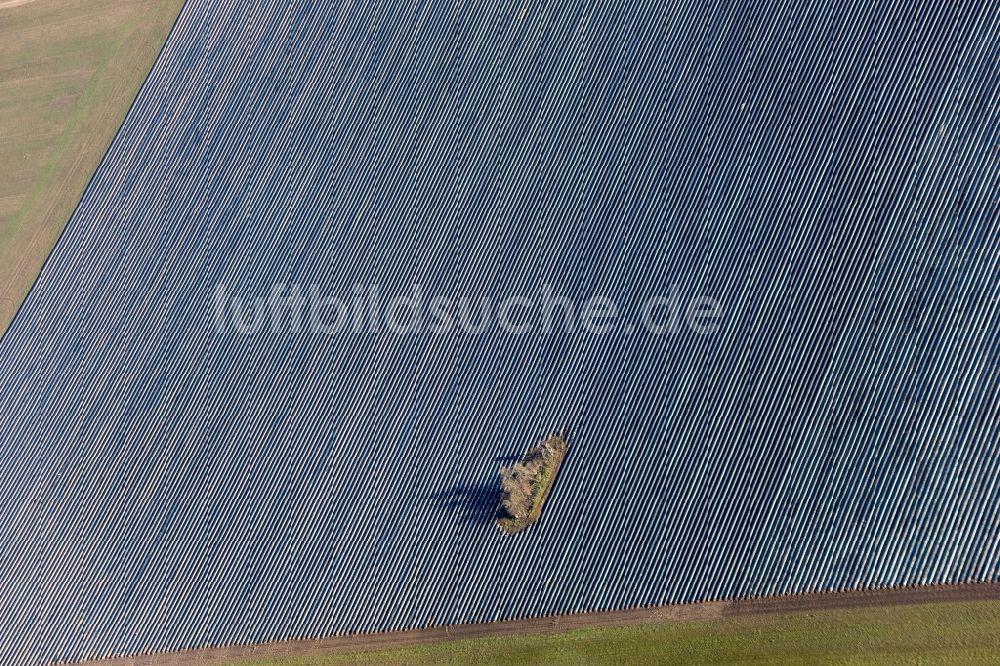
[71,582,1000,665]
[0,0,40,9]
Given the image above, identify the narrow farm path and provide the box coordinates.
[0,0,41,10]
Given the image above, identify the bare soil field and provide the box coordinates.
[0,0,183,336]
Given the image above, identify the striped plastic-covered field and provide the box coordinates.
[0,0,997,663]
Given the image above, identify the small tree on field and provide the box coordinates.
[498,433,568,525]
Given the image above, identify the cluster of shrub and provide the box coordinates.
[499,433,568,523]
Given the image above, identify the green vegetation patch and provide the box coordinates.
[225,600,1000,665]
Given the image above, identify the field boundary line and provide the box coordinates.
[67,582,1000,665]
